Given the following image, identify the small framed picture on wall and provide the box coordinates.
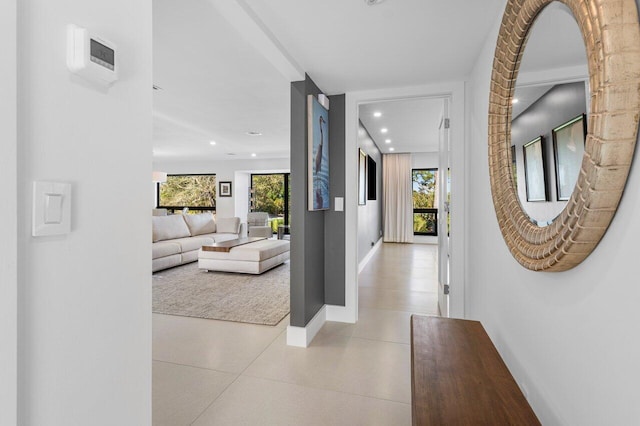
[219,181,232,197]
[358,149,367,205]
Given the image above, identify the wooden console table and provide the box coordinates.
[410,315,540,425]
[201,237,266,253]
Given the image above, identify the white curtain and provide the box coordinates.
[383,153,414,243]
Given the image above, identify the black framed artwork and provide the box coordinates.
[219,181,232,197]
[358,149,367,205]
[552,114,586,201]
[367,156,377,200]
[523,136,548,202]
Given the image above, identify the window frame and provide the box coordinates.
[412,168,438,236]
[156,173,217,214]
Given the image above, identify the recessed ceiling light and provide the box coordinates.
[251,153,257,157]
[246,131,262,136]
[209,141,216,145]
[381,128,388,134]
[512,98,519,104]
[373,111,382,118]
[389,147,395,151]
[385,139,391,144]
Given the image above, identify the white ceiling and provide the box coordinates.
[152,0,507,162]
[518,2,586,75]
[243,0,506,94]
[359,98,444,154]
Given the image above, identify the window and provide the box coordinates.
[251,173,290,233]
[412,169,438,236]
[157,174,216,213]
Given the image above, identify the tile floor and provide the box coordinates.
[153,243,439,425]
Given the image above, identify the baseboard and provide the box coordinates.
[325,304,356,323]
[286,305,326,347]
[358,237,382,273]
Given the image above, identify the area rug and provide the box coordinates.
[152,261,289,326]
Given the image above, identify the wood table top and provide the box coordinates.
[411,315,540,425]
[201,237,267,253]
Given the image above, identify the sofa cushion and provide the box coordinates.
[216,217,241,234]
[152,242,181,259]
[152,254,182,273]
[152,215,191,242]
[183,212,216,236]
[170,236,215,252]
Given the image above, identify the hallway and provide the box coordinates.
[152,243,438,425]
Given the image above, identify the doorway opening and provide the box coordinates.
[345,84,465,323]
[356,95,449,317]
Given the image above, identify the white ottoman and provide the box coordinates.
[198,239,290,274]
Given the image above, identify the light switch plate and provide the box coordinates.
[33,181,72,237]
[335,197,344,212]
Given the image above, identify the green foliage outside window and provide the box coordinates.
[414,213,437,234]
[159,175,216,208]
[412,169,438,234]
[252,174,285,217]
[412,169,436,208]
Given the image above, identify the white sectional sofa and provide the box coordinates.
[152,213,243,272]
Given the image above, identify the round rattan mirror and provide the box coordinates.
[489,0,640,271]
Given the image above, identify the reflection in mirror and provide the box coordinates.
[511,2,588,225]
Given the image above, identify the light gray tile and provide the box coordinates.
[153,361,236,426]
[351,308,416,344]
[244,333,411,403]
[193,375,411,426]
[358,287,438,315]
[359,273,438,292]
[153,314,283,373]
[317,320,356,338]
[275,314,290,330]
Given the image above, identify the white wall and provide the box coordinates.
[1,1,17,424]
[466,1,640,424]
[357,124,382,263]
[17,0,152,424]
[153,157,289,219]
[412,152,438,170]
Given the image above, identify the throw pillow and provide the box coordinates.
[183,212,216,236]
[152,215,191,242]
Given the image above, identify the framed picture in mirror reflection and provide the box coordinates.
[553,114,586,201]
[510,145,518,189]
[523,136,548,202]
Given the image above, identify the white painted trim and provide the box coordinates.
[286,305,326,347]
[345,82,467,323]
[325,304,356,323]
[358,237,382,273]
[0,1,17,423]
[516,64,588,87]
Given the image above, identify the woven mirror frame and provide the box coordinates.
[488,0,640,271]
